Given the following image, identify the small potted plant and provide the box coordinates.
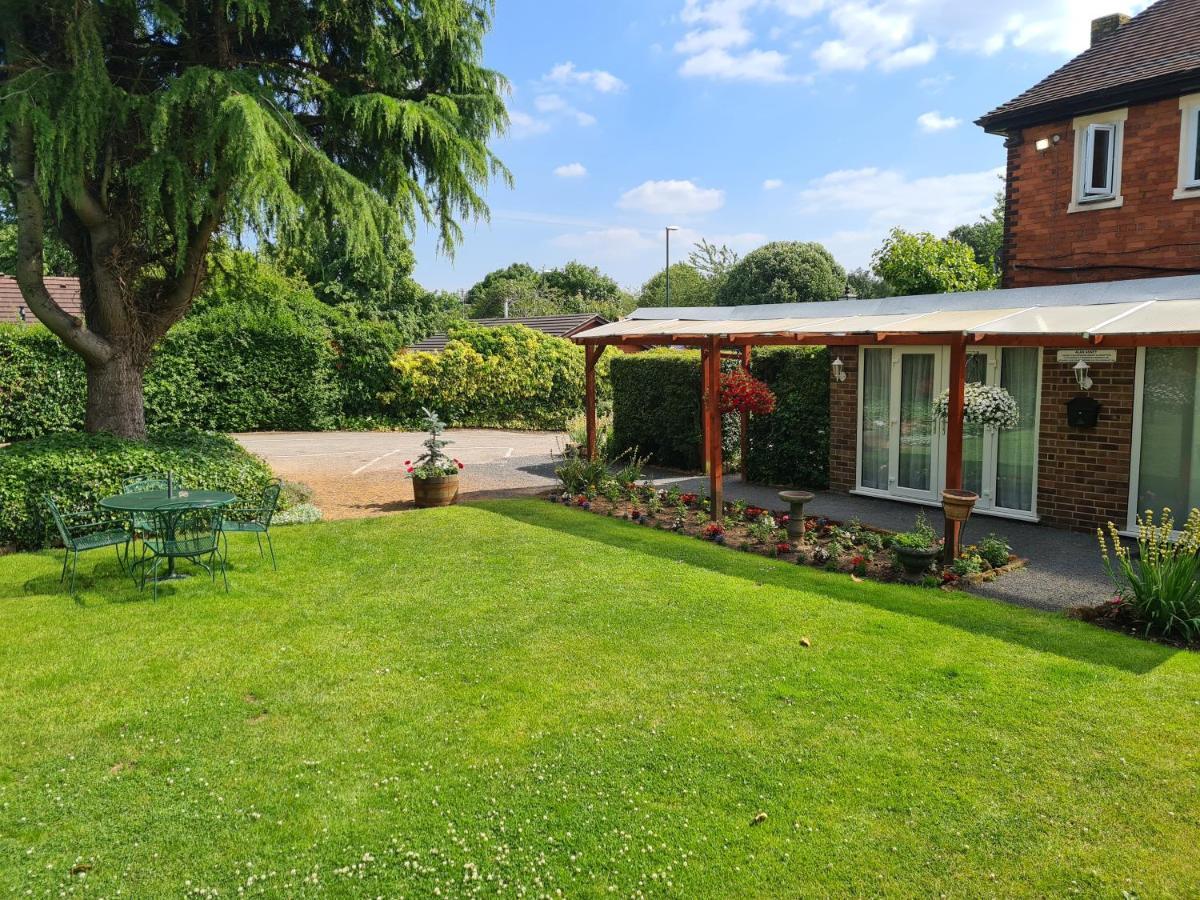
[891,511,940,577]
[406,407,464,508]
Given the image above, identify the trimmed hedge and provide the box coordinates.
[384,323,608,430]
[608,346,830,483]
[0,429,275,550]
[0,325,86,442]
[145,310,340,432]
[746,346,830,488]
[610,350,703,470]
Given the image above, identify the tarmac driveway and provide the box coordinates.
[235,429,564,520]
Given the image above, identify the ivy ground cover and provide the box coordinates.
[1,502,1198,896]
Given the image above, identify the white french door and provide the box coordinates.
[856,345,1041,518]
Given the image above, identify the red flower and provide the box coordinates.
[404,460,411,465]
[775,541,792,554]
[850,554,866,567]
[406,466,414,473]
[457,461,465,469]
[719,370,777,415]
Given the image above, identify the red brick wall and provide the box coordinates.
[821,346,1137,531]
[828,351,858,491]
[1003,95,1200,287]
[1036,348,1136,531]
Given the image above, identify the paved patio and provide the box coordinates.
[648,471,1112,613]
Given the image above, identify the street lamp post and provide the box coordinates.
[665,225,680,307]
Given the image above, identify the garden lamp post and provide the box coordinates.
[665,225,680,307]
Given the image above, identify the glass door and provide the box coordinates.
[859,348,892,491]
[892,350,940,501]
[962,351,992,503]
[1132,348,1200,526]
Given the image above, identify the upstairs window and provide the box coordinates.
[1082,124,1116,198]
[1175,94,1200,198]
[1070,109,1126,212]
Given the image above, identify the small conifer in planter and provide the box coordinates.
[406,408,465,508]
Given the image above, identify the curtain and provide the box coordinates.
[995,347,1039,511]
[962,353,989,499]
[860,348,891,490]
[897,353,935,491]
[1137,348,1200,516]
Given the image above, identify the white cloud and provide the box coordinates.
[762,178,784,190]
[554,163,588,178]
[617,179,726,216]
[532,93,597,127]
[544,62,627,93]
[916,110,961,132]
[507,110,550,138]
[673,1,1153,82]
[796,165,1003,266]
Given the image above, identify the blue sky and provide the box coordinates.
[410,0,1147,293]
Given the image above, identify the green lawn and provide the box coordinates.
[2,501,1199,896]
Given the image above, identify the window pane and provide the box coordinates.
[1137,348,1200,516]
[1192,110,1200,183]
[1089,127,1112,192]
[963,353,988,499]
[995,347,1039,512]
[860,348,891,490]
[897,353,935,492]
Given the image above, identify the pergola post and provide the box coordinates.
[739,345,751,482]
[943,336,967,565]
[584,345,599,460]
[704,336,724,520]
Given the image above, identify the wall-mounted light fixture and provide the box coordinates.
[1034,134,1062,153]
[1074,359,1093,391]
[831,356,846,383]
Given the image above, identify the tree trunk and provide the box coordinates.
[85,354,147,439]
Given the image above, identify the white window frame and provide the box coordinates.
[1069,108,1126,213]
[851,344,1041,523]
[1174,93,1200,200]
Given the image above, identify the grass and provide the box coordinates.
[2,500,1199,897]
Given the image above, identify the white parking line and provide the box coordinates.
[351,447,407,476]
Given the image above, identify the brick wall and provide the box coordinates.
[828,351,858,491]
[1003,95,1200,288]
[821,345,1137,532]
[1036,347,1136,531]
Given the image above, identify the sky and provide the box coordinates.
[410,0,1148,294]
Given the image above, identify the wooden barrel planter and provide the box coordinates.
[413,474,459,508]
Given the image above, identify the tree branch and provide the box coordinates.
[9,120,113,366]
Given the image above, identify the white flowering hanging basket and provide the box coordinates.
[933,383,1020,431]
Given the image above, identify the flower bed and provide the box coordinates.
[548,482,1023,588]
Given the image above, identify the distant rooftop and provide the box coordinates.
[0,275,83,326]
[409,314,609,352]
[978,0,1200,132]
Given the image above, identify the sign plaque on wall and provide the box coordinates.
[1056,349,1118,364]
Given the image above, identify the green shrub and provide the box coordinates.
[610,350,702,470]
[0,325,87,441]
[1099,510,1200,640]
[329,318,408,419]
[0,430,274,549]
[145,309,339,432]
[746,346,830,488]
[384,323,606,430]
[977,534,1012,568]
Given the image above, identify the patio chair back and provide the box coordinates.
[43,495,74,549]
[259,481,283,528]
[145,504,223,558]
[122,475,171,493]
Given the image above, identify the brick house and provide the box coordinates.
[575,2,1200,535]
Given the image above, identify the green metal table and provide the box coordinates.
[99,490,235,580]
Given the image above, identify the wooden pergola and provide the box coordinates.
[574,281,1200,561]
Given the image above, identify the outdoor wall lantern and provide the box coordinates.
[1073,359,1093,391]
[831,356,846,383]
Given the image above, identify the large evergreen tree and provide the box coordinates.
[0,1,508,437]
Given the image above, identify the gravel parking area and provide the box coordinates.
[235,430,564,520]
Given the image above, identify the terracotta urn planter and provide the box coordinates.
[941,489,979,523]
[413,474,459,508]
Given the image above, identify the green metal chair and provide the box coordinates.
[43,495,131,594]
[121,475,172,538]
[220,481,283,570]
[138,504,227,600]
